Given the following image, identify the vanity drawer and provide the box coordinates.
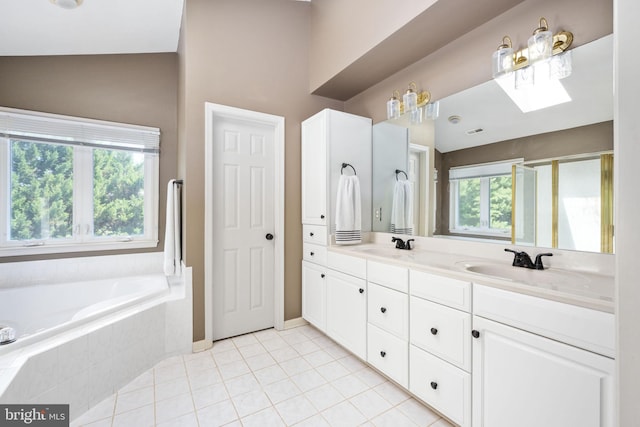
[410,269,471,312]
[368,324,408,388]
[368,282,408,339]
[410,345,471,427]
[327,251,366,279]
[303,224,328,245]
[368,260,408,293]
[410,296,471,371]
[303,242,327,265]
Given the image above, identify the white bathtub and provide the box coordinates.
[0,274,169,348]
[0,253,192,420]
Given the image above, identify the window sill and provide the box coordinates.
[0,239,159,257]
[448,229,511,239]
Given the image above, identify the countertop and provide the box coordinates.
[327,243,615,314]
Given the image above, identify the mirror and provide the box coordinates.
[372,34,613,253]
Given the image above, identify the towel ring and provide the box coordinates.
[341,163,357,176]
[395,169,408,181]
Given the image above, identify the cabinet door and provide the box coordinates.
[326,270,367,360]
[472,316,615,427]
[302,261,326,331]
[301,114,327,225]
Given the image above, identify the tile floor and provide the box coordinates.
[72,325,455,427]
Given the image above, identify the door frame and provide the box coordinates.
[203,102,285,342]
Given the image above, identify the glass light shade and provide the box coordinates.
[386,97,400,120]
[403,89,418,113]
[409,107,422,125]
[515,66,535,90]
[528,30,553,63]
[550,50,572,80]
[425,101,440,120]
[492,47,514,78]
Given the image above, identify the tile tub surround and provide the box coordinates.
[72,325,455,427]
[0,253,193,421]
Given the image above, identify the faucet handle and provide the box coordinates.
[406,239,415,250]
[391,237,406,249]
[504,248,523,266]
[534,253,553,270]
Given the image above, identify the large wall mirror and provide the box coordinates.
[372,34,613,253]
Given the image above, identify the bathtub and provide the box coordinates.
[0,274,169,350]
[0,253,192,420]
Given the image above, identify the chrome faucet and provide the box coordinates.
[505,249,553,270]
[392,237,414,250]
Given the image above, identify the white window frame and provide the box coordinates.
[0,107,159,256]
[449,159,521,237]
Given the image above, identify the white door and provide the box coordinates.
[209,112,277,340]
[301,261,326,331]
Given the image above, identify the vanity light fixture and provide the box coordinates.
[492,17,574,113]
[50,0,83,9]
[386,82,436,123]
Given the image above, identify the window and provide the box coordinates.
[0,107,159,256]
[449,160,519,237]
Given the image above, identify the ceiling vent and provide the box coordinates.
[465,128,484,135]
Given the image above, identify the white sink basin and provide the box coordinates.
[455,261,606,297]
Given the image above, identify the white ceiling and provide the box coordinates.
[0,0,184,56]
[433,34,614,153]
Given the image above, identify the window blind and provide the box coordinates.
[0,107,160,154]
[449,158,522,180]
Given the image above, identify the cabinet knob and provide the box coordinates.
[321,274,325,278]
[430,381,438,390]
[310,252,315,256]
[309,232,314,237]
[359,288,364,294]
[472,330,480,339]
[380,307,387,313]
[430,328,438,335]
[320,214,325,219]
[380,351,386,358]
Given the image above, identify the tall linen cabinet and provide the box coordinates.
[300,108,372,342]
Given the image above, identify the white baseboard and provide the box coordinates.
[192,339,213,353]
[283,317,308,330]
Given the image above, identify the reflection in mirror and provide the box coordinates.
[372,34,613,253]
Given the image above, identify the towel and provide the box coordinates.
[335,175,362,244]
[163,179,182,276]
[390,180,413,235]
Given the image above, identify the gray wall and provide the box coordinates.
[0,53,178,263]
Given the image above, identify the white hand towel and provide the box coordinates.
[335,175,362,244]
[163,179,182,276]
[390,180,413,235]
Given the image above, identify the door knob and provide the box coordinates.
[359,288,364,294]
[472,330,480,338]
[380,351,386,358]
[309,232,314,237]
[265,233,274,240]
[430,328,438,335]
[380,307,387,313]
[320,214,325,219]
[430,381,438,390]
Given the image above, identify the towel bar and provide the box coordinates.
[341,163,357,176]
[395,169,408,180]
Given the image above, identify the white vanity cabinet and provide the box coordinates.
[366,260,409,388]
[301,108,372,236]
[409,270,472,427]
[472,284,615,427]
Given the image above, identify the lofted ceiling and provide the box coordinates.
[0,0,184,56]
